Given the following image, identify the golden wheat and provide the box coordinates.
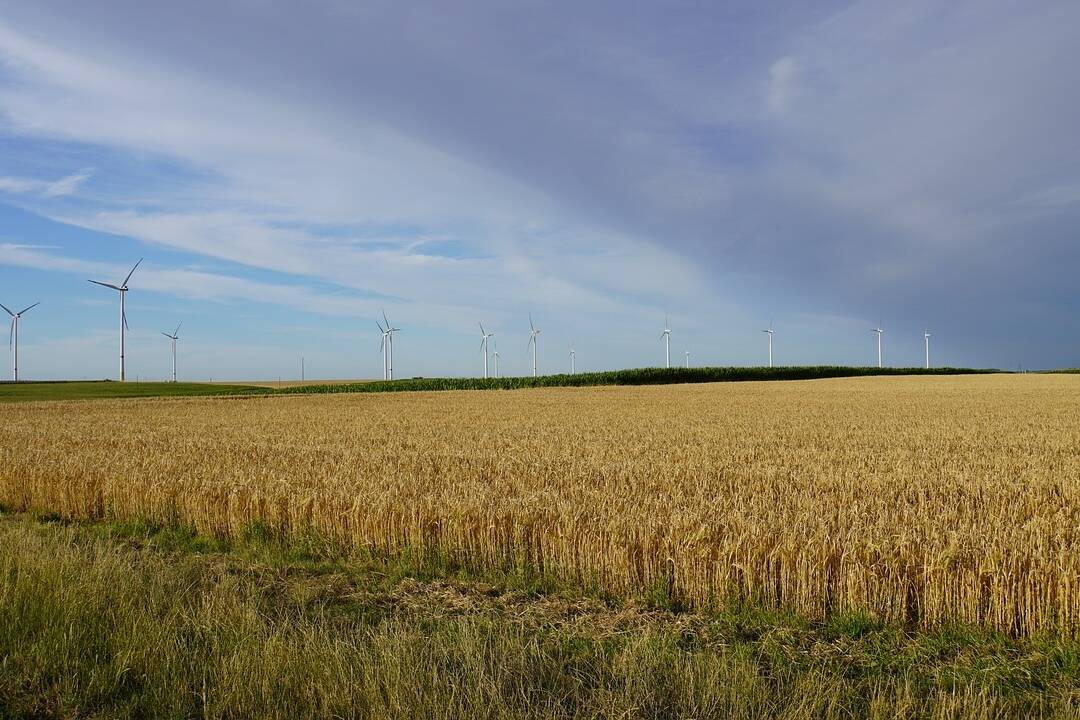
[2,374,1078,635]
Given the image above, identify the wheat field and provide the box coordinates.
[2,374,1077,636]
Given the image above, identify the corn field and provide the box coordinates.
[1,374,1078,636]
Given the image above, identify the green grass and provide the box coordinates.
[2,510,1077,719]
[0,380,264,402]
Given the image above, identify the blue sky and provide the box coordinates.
[0,0,1077,380]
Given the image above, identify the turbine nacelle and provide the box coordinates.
[161,322,182,341]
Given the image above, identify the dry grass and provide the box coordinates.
[2,374,1078,636]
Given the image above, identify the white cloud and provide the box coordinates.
[767,56,798,114]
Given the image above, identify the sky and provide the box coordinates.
[0,0,1077,381]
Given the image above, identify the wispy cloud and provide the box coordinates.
[0,243,377,318]
[0,169,92,197]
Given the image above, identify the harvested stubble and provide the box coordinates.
[1,374,1078,636]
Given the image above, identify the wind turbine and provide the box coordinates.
[528,314,541,377]
[660,315,672,368]
[1,301,39,382]
[479,322,495,378]
[924,330,931,369]
[89,258,142,381]
[763,321,774,368]
[871,323,884,368]
[569,342,576,374]
[684,350,690,368]
[381,310,401,380]
[160,322,181,383]
[376,319,390,380]
[492,339,500,378]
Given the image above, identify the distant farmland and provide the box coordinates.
[0,365,999,403]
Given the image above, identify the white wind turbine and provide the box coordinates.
[378,310,401,380]
[161,322,182,383]
[88,258,142,381]
[492,339,500,379]
[660,315,672,368]
[569,342,576,374]
[871,322,884,368]
[924,330,931,369]
[376,319,389,379]
[528,314,541,377]
[684,350,690,368]
[763,321,774,368]
[479,322,495,378]
[1,301,39,382]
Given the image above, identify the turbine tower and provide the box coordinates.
[528,314,541,377]
[492,339,500,379]
[924,330,931,369]
[660,315,672,368]
[871,323,884,368]
[569,342,576,374]
[479,322,495,378]
[161,322,182,383]
[684,350,690,368]
[763,322,774,368]
[89,258,142,381]
[1,301,39,382]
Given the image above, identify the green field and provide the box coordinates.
[0,380,263,402]
[0,366,997,402]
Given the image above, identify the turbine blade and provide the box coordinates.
[174,322,182,337]
[0,302,13,317]
[479,321,485,335]
[18,302,39,315]
[161,332,172,338]
[122,258,143,288]
[376,320,385,333]
[123,310,130,331]
[88,280,122,291]
[382,309,390,328]
[529,313,535,332]
[8,318,12,351]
